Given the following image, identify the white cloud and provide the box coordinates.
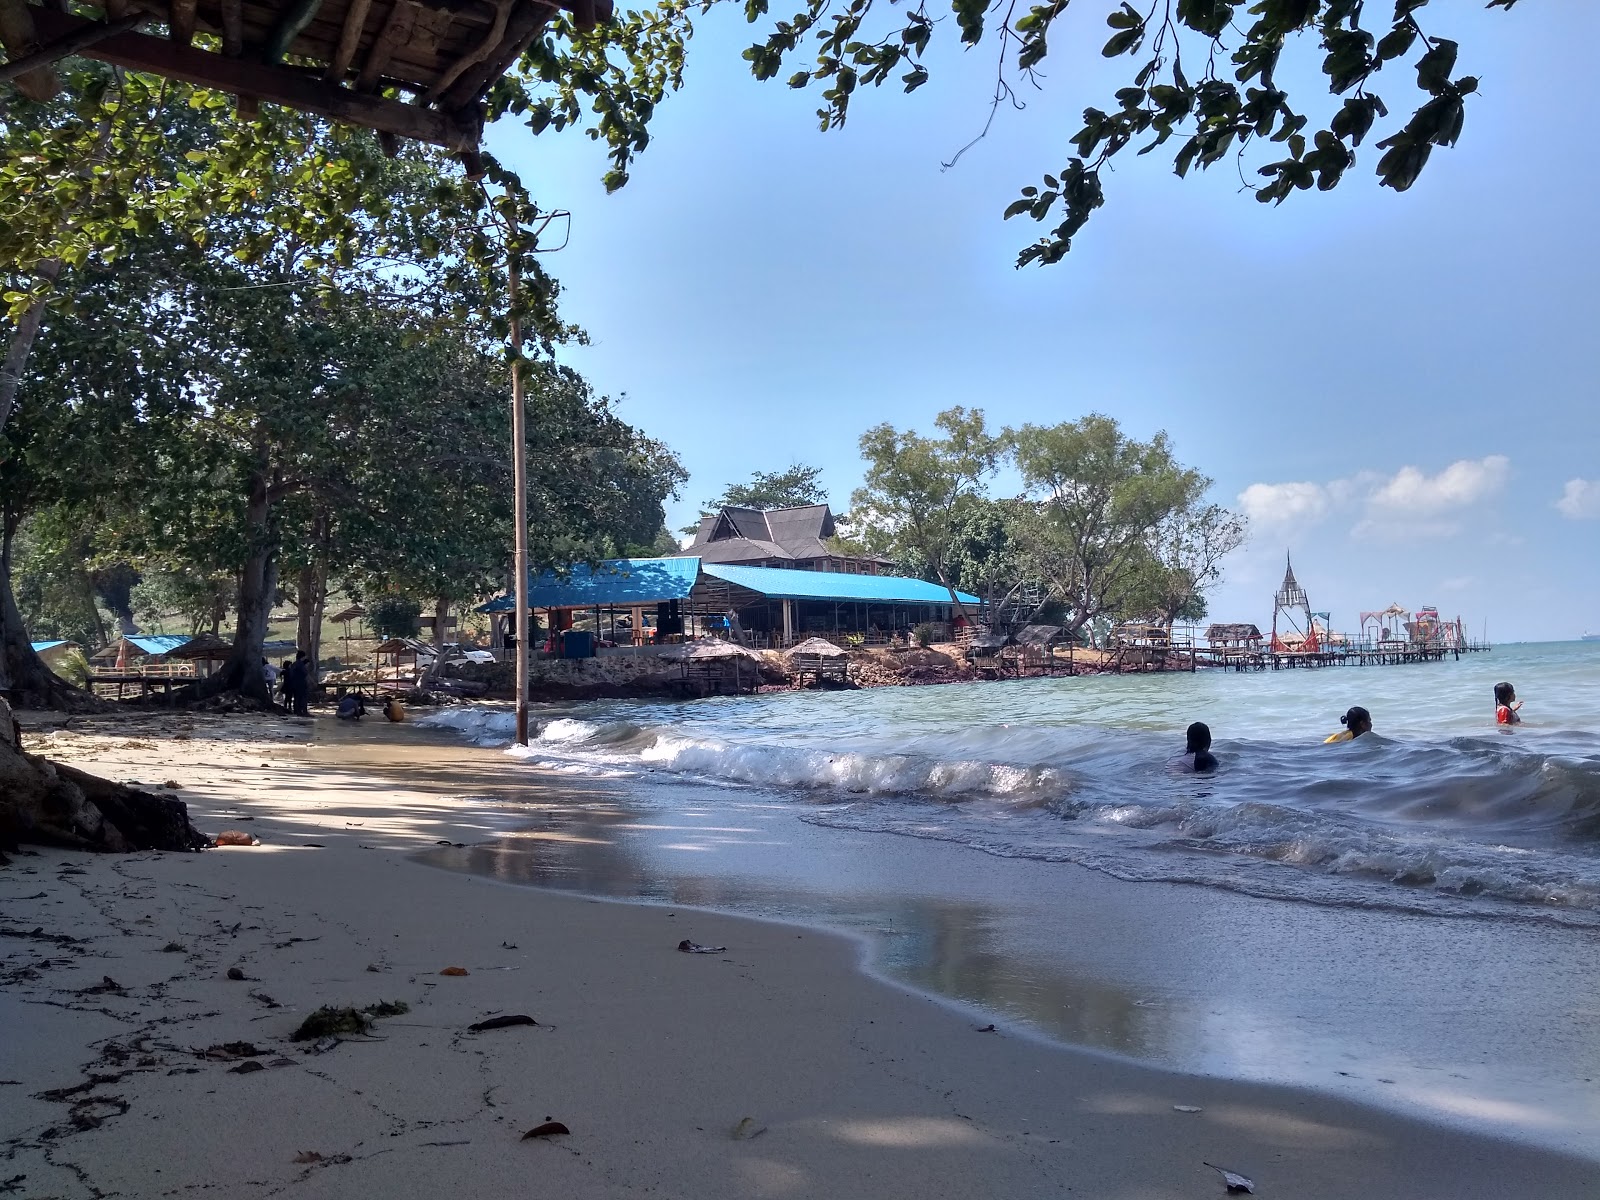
[1240,457,1511,544]
[1237,481,1331,527]
[1556,478,1600,520]
[1366,456,1510,516]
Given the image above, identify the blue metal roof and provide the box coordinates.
[31,640,70,652]
[477,557,702,612]
[703,564,978,605]
[127,635,191,656]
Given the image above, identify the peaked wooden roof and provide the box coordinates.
[4,0,610,155]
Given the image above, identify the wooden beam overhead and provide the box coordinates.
[218,0,243,55]
[28,8,483,151]
[323,0,371,81]
[436,0,546,110]
[0,0,59,99]
[168,0,197,45]
[0,10,145,84]
[354,0,414,92]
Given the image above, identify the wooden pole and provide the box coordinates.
[509,240,531,746]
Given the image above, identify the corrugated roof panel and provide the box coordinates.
[31,640,69,652]
[128,635,192,655]
[703,564,978,605]
[478,557,702,613]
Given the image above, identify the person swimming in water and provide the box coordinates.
[1184,722,1218,773]
[1494,681,1522,726]
[1325,706,1372,743]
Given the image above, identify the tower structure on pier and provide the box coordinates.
[1271,553,1320,653]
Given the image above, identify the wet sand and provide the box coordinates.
[2,712,1596,1198]
[318,722,1600,1158]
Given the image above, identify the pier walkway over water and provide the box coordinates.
[1202,640,1494,671]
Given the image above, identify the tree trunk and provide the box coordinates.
[0,261,60,442]
[0,519,92,709]
[295,512,328,677]
[0,696,207,852]
[194,468,276,704]
[420,595,450,685]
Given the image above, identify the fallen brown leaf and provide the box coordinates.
[521,1121,569,1140]
[439,966,469,976]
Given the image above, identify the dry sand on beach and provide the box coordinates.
[2,713,1594,1199]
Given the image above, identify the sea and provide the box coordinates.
[411,639,1600,1153]
[422,640,1600,927]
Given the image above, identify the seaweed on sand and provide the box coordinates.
[290,1000,409,1041]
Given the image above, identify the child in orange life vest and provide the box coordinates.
[1494,682,1522,726]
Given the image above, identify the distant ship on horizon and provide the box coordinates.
[1583,632,1600,643]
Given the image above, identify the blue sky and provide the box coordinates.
[492,3,1600,643]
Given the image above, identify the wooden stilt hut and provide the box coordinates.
[662,637,763,697]
[786,636,849,686]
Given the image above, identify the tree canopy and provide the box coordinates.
[849,409,1246,635]
[496,0,1524,265]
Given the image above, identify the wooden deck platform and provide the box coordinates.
[1199,642,1493,671]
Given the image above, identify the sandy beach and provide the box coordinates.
[2,711,1596,1199]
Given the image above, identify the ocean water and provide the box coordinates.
[420,640,1600,926]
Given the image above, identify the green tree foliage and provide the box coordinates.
[1007,414,1231,637]
[0,70,580,701]
[130,570,232,636]
[367,593,423,640]
[728,0,1515,264]
[1121,502,1249,626]
[685,463,829,532]
[851,407,1000,613]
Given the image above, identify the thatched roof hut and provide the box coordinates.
[1014,624,1065,647]
[1205,623,1262,646]
[785,637,848,659]
[661,636,764,663]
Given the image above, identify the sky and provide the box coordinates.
[491,3,1600,643]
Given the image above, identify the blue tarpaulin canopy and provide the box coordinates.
[702,564,977,605]
[31,640,70,652]
[477,557,702,613]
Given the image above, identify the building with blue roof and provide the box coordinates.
[477,555,978,649]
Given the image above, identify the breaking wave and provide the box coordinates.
[417,647,1600,923]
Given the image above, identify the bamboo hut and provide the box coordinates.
[1010,624,1066,674]
[786,636,849,686]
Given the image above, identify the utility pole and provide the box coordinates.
[508,240,530,746]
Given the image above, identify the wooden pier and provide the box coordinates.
[1201,641,1493,672]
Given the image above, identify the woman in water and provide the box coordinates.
[1494,682,1522,726]
[1325,706,1372,742]
[1182,722,1218,773]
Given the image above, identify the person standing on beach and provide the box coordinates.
[285,650,311,717]
[1494,682,1523,726]
[1325,706,1372,742]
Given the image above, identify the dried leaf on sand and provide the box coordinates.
[521,1121,570,1140]
[439,966,469,976]
[730,1117,767,1140]
[1203,1163,1255,1193]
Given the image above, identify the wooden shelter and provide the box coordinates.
[786,636,848,687]
[1205,623,1262,649]
[164,631,233,677]
[2,0,609,160]
[372,636,424,690]
[661,636,762,696]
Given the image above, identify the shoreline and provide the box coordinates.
[3,713,1597,1197]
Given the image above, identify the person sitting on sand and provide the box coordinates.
[1325,706,1372,742]
[336,693,367,721]
[383,697,406,723]
[1183,722,1218,773]
[1494,682,1522,726]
